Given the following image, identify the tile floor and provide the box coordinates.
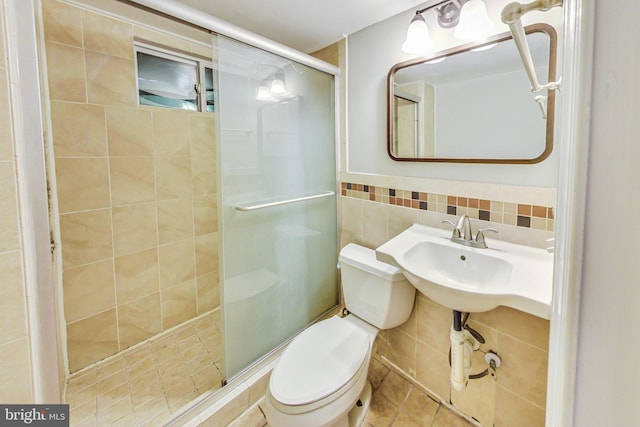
[66,311,474,427]
[65,310,224,426]
[231,357,475,427]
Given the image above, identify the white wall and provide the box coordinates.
[573,1,640,425]
[347,0,562,186]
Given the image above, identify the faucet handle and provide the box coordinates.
[442,219,461,238]
[475,228,498,245]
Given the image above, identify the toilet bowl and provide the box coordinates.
[263,244,416,427]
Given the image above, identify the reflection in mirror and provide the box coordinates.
[387,24,557,163]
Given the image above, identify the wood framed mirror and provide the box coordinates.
[387,23,557,163]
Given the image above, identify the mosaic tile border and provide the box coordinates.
[341,182,554,232]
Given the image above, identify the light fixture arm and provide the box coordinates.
[414,0,468,28]
[414,0,455,16]
[501,0,563,93]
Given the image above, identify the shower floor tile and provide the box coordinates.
[66,310,223,426]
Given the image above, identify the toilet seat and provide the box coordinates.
[269,316,371,409]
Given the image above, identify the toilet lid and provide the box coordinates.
[270,316,370,406]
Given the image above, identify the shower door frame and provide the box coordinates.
[214,42,341,380]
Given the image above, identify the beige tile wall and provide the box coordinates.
[341,172,552,426]
[42,0,219,373]
[0,3,35,403]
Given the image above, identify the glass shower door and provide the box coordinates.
[216,36,338,378]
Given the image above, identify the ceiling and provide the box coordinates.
[172,0,429,53]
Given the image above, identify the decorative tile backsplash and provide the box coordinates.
[341,182,554,232]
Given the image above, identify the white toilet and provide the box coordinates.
[263,243,416,427]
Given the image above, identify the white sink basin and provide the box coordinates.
[376,224,554,319]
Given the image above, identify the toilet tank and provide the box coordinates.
[339,244,416,329]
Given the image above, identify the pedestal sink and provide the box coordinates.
[376,224,553,319]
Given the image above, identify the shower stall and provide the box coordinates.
[41,0,340,421]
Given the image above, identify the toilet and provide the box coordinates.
[263,243,416,427]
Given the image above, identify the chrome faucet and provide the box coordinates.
[442,214,498,249]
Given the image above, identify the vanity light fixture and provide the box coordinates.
[402,13,434,54]
[453,0,493,40]
[402,0,493,54]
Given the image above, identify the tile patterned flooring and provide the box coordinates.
[232,357,475,427]
[67,310,473,427]
[66,310,224,426]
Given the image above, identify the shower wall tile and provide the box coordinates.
[133,26,193,54]
[106,107,153,156]
[46,2,219,372]
[67,309,119,372]
[0,338,33,403]
[109,157,156,206]
[114,248,160,304]
[157,198,193,245]
[45,41,86,102]
[63,259,116,323]
[155,155,192,200]
[59,209,113,268]
[193,196,218,236]
[85,51,136,106]
[196,272,219,315]
[153,111,191,156]
[190,115,216,157]
[82,12,133,59]
[195,232,218,276]
[55,157,111,213]
[0,251,27,344]
[161,280,197,330]
[41,0,83,47]
[191,156,217,197]
[118,293,162,350]
[112,203,158,257]
[158,239,196,290]
[50,102,107,157]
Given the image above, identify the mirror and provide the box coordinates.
[387,24,557,163]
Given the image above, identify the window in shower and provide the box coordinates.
[135,44,215,112]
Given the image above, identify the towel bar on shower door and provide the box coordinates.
[234,191,335,212]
